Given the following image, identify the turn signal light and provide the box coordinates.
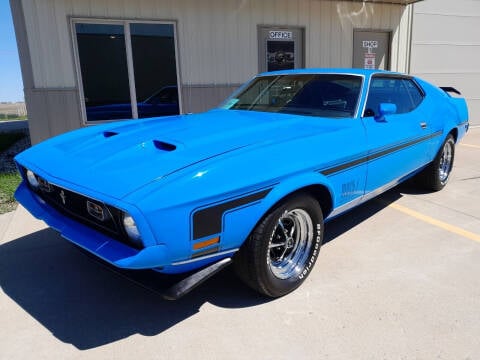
[193,237,220,250]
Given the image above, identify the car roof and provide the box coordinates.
[257,68,402,77]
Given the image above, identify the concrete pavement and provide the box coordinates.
[0,212,15,244]
[1,127,479,359]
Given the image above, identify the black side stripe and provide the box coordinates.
[192,188,272,240]
[319,131,442,176]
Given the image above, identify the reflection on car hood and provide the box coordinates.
[17,109,340,199]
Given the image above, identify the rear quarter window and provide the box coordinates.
[403,79,424,109]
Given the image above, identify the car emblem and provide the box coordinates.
[38,177,53,192]
[59,190,66,205]
[87,201,106,221]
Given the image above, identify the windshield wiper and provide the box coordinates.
[279,108,314,115]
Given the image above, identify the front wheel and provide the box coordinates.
[416,134,455,191]
[234,194,324,297]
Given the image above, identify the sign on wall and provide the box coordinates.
[268,30,293,40]
[362,40,378,69]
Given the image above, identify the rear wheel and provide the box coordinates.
[417,134,455,191]
[234,194,323,297]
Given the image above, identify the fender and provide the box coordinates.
[260,171,335,216]
[218,171,336,253]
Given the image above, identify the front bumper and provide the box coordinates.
[15,181,170,269]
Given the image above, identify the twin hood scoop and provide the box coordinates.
[153,140,177,152]
[103,130,176,152]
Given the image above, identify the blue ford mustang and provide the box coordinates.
[15,69,469,298]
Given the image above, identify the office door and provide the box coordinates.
[258,27,304,73]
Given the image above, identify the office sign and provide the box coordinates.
[268,31,293,40]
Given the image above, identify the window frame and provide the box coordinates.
[226,74,363,118]
[70,17,182,125]
[222,72,366,119]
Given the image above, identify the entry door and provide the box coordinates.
[258,27,304,73]
[353,30,391,70]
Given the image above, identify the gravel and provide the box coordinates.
[0,131,31,173]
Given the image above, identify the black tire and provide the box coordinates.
[416,134,455,191]
[234,193,324,297]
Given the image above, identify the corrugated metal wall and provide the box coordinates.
[410,0,480,125]
[17,0,412,142]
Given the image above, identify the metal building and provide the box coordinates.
[11,0,420,144]
[410,0,480,126]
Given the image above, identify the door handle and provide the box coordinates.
[420,122,428,129]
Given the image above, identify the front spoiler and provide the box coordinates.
[14,181,169,269]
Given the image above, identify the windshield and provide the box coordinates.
[222,74,362,118]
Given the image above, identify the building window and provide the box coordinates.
[73,20,180,122]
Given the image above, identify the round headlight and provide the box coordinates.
[122,213,142,246]
[26,169,39,189]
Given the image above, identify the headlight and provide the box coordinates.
[122,213,142,246]
[26,169,39,189]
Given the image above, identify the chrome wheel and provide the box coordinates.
[268,209,314,279]
[439,139,453,183]
[234,194,323,297]
[415,134,455,192]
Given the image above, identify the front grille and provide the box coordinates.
[24,168,142,249]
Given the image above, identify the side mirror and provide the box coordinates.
[375,103,397,122]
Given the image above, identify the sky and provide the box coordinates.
[0,0,24,102]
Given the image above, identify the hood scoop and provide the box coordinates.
[153,140,177,152]
[103,131,119,138]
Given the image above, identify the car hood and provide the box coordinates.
[17,109,340,199]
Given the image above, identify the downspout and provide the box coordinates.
[406,2,415,74]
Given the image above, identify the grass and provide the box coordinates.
[0,132,26,213]
[0,131,25,153]
[0,173,21,214]
[0,114,27,121]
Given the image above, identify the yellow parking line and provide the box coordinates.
[460,143,480,149]
[388,202,480,243]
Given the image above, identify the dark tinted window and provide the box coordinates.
[76,23,132,120]
[364,77,424,117]
[403,79,424,109]
[75,22,179,122]
[130,23,179,118]
[144,87,178,105]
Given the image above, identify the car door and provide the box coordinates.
[362,75,430,194]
